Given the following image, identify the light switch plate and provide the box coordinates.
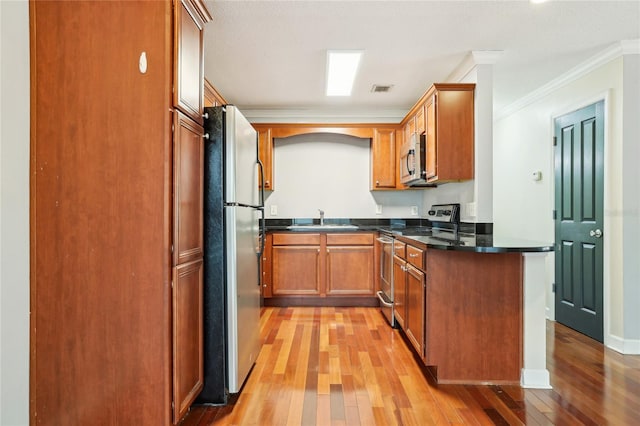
[375,204,382,215]
[410,206,418,216]
[270,205,278,216]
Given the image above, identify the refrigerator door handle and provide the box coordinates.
[259,207,265,257]
[257,158,265,206]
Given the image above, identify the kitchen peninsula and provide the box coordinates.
[261,218,552,387]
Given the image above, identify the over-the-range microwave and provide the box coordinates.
[399,133,434,187]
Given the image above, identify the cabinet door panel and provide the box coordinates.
[416,105,425,135]
[173,260,204,424]
[425,96,437,180]
[393,255,407,329]
[174,0,204,123]
[371,128,396,189]
[272,246,321,295]
[257,128,273,190]
[406,264,425,358]
[173,111,204,266]
[261,234,273,297]
[326,246,374,295]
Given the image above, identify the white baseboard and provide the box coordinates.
[606,334,640,354]
[521,369,552,389]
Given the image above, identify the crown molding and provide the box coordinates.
[495,39,639,121]
[471,50,505,65]
[447,50,504,83]
[620,39,640,55]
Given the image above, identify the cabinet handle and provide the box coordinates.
[202,112,209,119]
[409,253,419,258]
[264,181,270,187]
[317,248,320,253]
[203,133,210,140]
[327,249,330,253]
[376,180,380,186]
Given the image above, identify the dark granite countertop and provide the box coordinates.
[393,231,553,253]
[264,218,553,253]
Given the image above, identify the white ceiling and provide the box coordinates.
[202,0,640,121]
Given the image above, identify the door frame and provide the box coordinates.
[549,90,611,345]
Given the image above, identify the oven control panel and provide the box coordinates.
[427,203,460,224]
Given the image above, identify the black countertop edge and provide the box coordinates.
[263,218,553,253]
[263,218,493,234]
[393,233,554,254]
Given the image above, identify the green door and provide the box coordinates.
[554,101,604,342]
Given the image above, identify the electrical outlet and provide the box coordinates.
[467,202,476,217]
[410,206,418,216]
[270,205,278,216]
[375,204,383,215]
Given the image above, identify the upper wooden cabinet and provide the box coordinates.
[371,128,396,189]
[257,127,274,190]
[204,79,227,108]
[174,0,211,124]
[402,83,475,184]
[251,124,404,192]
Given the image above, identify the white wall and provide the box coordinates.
[0,0,30,424]
[494,51,640,353]
[264,133,422,219]
[421,58,497,223]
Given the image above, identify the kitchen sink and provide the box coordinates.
[286,224,359,231]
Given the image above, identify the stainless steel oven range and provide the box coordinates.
[376,234,395,327]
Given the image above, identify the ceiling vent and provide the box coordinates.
[370,84,393,93]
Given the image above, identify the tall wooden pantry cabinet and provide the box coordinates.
[29,1,211,424]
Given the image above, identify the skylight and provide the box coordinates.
[325,50,363,97]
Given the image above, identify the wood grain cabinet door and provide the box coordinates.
[393,255,407,329]
[174,0,205,123]
[172,260,204,424]
[257,127,274,190]
[425,95,437,181]
[173,111,204,266]
[405,264,425,358]
[371,128,396,189]
[272,246,321,295]
[325,246,374,295]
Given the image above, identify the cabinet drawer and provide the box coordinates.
[272,233,320,246]
[326,233,373,245]
[394,240,406,259]
[406,245,425,270]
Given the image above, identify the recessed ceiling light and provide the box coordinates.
[326,50,363,97]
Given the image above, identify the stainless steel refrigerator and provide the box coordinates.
[197,105,263,404]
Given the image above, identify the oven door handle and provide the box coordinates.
[376,291,394,308]
[376,237,393,244]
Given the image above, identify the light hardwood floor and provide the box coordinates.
[181,307,640,425]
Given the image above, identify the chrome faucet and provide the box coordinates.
[318,209,325,226]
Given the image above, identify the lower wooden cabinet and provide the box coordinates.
[267,232,375,298]
[405,264,425,358]
[326,245,374,295]
[273,245,321,295]
[172,260,204,424]
[393,254,407,329]
[394,241,426,358]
